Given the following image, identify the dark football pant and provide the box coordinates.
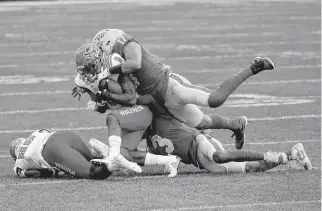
[42,131,109,179]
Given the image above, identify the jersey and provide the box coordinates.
[151,115,199,166]
[112,30,170,104]
[14,129,54,177]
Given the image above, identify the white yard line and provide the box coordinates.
[0,114,320,134]
[146,200,321,211]
[0,167,319,187]
[0,79,320,96]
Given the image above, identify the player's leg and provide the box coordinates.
[42,131,112,179]
[166,57,275,108]
[107,105,152,157]
[195,134,287,164]
[121,129,180,177]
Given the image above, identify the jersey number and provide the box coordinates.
[17,135,35,159]
[116,34,127,46]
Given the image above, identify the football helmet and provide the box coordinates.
[92,29,124,54]
[9,137,26,161]
[75,43,103,84]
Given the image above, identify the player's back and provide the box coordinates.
[113,31,170,103]
[14,129,54,175]
[152,116,196,165]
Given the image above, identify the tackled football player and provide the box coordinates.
[89,29,276,149]
[143,94,313,173]
[72,44,180,177]
[9,129,128,179]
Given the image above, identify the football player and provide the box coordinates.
[144,95,313,173]
[89,29,276,149]
[72,44,180,177]
[9,129,137,179]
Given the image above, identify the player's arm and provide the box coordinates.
[109,42,142,75]
[14,163,58,178]
[137,94,167,115]
[99,74,137,106]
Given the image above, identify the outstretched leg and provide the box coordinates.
[166,57,275,108]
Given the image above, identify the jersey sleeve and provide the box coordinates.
[14,159,28,177]
[113,33,137,57]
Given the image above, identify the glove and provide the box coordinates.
[86,100,99,111]
[96,89,111,103]
[71,86,86,100]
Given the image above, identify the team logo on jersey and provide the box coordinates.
[150,135,174,155]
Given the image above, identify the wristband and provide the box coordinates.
[109,64,122,74]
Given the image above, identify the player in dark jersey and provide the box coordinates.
[88,29,276,149]
[140,95,313,173]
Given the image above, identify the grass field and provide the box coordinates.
[0,0,321,210]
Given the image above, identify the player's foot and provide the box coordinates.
[88,138,109,158]
[290,143,312,170]
[164,156,181,178]
[90,158,121,172]
[112,154,142,173]
[231,116,248,150]
[264,151,287,164]
[250,57,276,75]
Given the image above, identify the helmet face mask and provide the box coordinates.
[75,44,103,84]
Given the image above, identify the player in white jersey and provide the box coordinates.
[9,129,141,179]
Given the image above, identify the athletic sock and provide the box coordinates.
[213,151,264,163]
[108,135,122,158]
[256,161,280,172]
[144,153,173,166]
[208,67,253,108]
[208,114,240,131]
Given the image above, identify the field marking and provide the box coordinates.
[0,40,319,48]
[0,40,320,57]
[146,200,321,211]
[0,107,86,115]
[0,114,320,134]
[0,75,71,85]
[0,78,320,95]
[0,58,321,70]
[0,167,319,188]
[0,94,319,114]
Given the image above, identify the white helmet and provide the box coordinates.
[92,29,124,54]
[9,138,26,160]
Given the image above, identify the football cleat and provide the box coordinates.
[264,151,287,164]
[88,138,109,158]
[290,143,312,170]
[164,156,181,178]
[111,154,142,173]
[231,116,248,150]
[250,57,276,75]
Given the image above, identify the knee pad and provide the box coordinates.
[90,163,113,180]
[196,115,212,130]
[212,151,229,163]
[208,91,227,108]
[106,114,120,127]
